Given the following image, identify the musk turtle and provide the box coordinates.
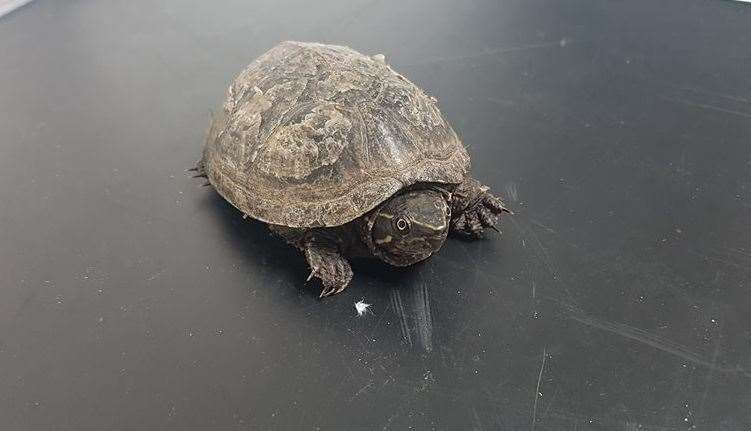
[193,41,510,296]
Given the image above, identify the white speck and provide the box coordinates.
[354,300,371,316]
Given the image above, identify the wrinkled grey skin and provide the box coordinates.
[194,41,510,297]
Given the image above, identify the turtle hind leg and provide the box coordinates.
[187,159,210,186]
[451,177,511,238]
[186,157,207,178]
[303,236,353,297]
[269,226,354,297]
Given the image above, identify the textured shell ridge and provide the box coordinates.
[203,41,470,227]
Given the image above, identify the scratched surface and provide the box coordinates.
[1,1,750,430]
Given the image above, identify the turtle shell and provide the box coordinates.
[202,41,470,228]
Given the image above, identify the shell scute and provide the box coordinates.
[203,41,469,227]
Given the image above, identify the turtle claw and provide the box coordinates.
[187,160,207,178]
[451,188,510,238]
[318,280,348,298]
[303,240,353,298]
[483,194,513,215]
[188,164,210,184]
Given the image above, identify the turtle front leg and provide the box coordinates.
[450,177,512,238]
[303,234,353,297]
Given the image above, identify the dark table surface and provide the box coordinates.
[2,1,750,430]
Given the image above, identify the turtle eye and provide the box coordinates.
[394,217,411,233]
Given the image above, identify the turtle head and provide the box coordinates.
[366,189,450,267]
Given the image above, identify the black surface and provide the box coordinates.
[2,1,751,430]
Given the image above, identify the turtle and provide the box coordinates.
[192,41,511,297]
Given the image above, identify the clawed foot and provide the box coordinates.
[452,189,511,238]
[304,242,353,297]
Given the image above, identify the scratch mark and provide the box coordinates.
[660,96,751,119]
[486,97,516,107]
[348,381,374,401]
[510,217,559,278]
[146,269,164,281]
[531,347,547,431]
[528,218,556,234]
[566,309,751,378]
[686,248,751,271]
[540,386,558,422]
[413,283,434,353]
[725,247,751,261]
[697,339,722,422]
[402,40,569,68]
[344,363,358,383]
[680,86,751,104]
[382,411,400,431]
[505,182,519,202]
[391,289,412,347]
[471,406,485,431]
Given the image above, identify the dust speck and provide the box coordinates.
[354,300,371,316]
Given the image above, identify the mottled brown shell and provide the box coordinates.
[202,41,470,228]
